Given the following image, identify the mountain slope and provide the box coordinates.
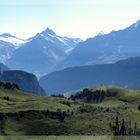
[39,56,140,94]
[7,28,81,76]
[0,40,15,63]
[0,33,26,63]
[0,70,45,95]
[0,63,9,72]
[58,20,140,69]
[0,33,26,46]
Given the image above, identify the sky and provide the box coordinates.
[0,0,140,40]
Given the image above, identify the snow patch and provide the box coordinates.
[97,31,105,36]
[42,46,62,64]
[0,36,26,47]
[134,20,140,28]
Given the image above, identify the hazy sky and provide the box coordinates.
[0,0,140,39]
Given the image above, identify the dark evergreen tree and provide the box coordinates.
[110,117,140,136]
[138,105,140,111]
[120,119,126,135]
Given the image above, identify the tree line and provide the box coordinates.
[70,88,117,103]
[0,81,19,90]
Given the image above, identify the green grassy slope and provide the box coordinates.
[0,86,140,135]
[0,87,76,113]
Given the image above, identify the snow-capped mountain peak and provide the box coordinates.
[97,31,105,36]
[0,33,26,46]
[0,33,16,38]
[36,28,82,54]
[41,28,56,36]
[6,28,82,76]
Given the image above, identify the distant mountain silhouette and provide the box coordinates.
[1,20,140,78]
[40,56,140,94]
[57,20,140,70]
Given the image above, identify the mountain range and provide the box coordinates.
[1,20,140,77]
[57,20,140,70]
[39,56,140,94]
[0,20,140,95]
[5,28,81,77]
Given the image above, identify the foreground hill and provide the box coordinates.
[1,85,140,136]
[40,56,140,94]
